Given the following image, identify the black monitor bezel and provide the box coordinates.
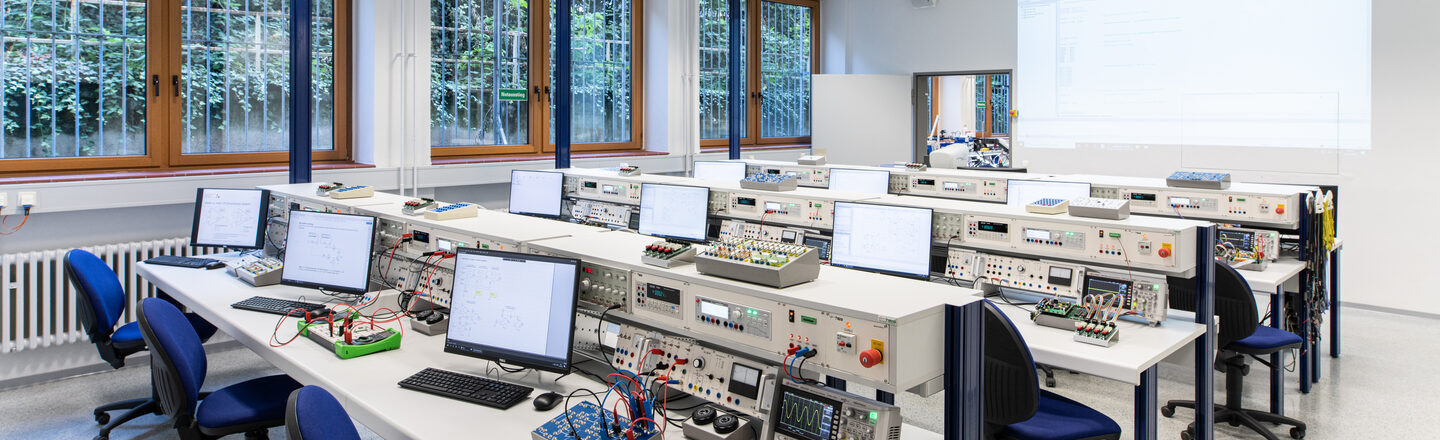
[508,170,565,219]
[442,247,582,375]
[279,209,377,294]
[190,188,271,250]
[637,182,711,244]
[829,201,934,280]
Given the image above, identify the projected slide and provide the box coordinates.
[1016,0,1370,151]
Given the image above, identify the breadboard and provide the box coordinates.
[1025,198,1069,215]
[298,315,402,359]
[1166,171,1231,190]
[696,239,820,288]
[329,185,374,199]
[530,401,657,440]
[424,203,479,220]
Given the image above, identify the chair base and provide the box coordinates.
[1162,400,1307,440]
[94,398,161,440]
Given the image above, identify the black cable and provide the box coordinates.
[596,305,622,373]
[494,360,526,373]
[562,388,603,437]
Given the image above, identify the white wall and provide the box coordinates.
[827,0,1432,312]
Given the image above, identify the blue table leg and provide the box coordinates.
[943,302,985,440]
[1193,226,1216,440]
[1330,248,1341,358]
[1270,287,1285,416]
[1135,366,1158,440]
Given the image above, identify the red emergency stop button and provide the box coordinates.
[859,349,883,368]
[1276,205,1286,214]
[1158,248,1171,258]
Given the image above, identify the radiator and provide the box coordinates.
[1,238,223,354]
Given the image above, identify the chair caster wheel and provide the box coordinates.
[1045,377,1056,388]
[1161,406,1175,418]
[94,434,109,440]
[1180,431,1193,440]
[94,412,110,425]
[1229,420,1241,427]
[1291,427,1306,439]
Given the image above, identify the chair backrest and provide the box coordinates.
[64,249,126,341]
[1168,261,1260,347]
[982,300,1040,428]
[137,297,207,420]
[286,386,362,440]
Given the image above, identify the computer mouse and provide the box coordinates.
[532,392,563,411]
[204,261,226,270]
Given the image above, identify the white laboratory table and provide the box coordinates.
[138,257,944,440]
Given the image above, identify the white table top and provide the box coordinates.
[259,183,411,208]
[139,258,944,439]
[985,297,1206,386]
[352,203,610,249]
[1240,258,1306,294]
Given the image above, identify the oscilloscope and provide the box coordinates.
[765,381,902,440]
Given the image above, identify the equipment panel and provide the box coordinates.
[579,262,630,311]
[710,190,835,230]
[745,164,829,187]
[607,324,774,417]
[974,254,1085,299]
[715,219,810,244]
[1091,185,1303,229]
[631,272,687,321]
[958,214,1185,272]
[890,172,1008,203]
[565,175,644,205]
[1081,269,1169,325]
[568,199,633,227]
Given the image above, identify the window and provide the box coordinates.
[974,73,1010,137]
[698,0,816,150]
[431,0,643,158]
[0,0,351,174]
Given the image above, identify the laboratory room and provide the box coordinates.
[0,0,1418,439]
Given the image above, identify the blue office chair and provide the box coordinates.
[285,386,362,440]
[137,297,302,439]
[66,249,219,440]
[982,300,1123,440]
[1162,262,1307,440]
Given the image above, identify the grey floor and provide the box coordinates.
[0,307,1425,439]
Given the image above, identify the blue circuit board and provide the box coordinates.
[531,401,658,440]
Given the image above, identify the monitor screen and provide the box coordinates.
[771,382,843,440]
[827,168,891,195]
[190,188,269,249]
[280,210,377,294]
[638,183,710,243]
[693,161,748,182]
[1006,179,1092,206]
[830,202,933,279]
[508,170,564,218]
[1218,230,1256,250]
[444,248,580,374]
[1084,274,1132,303]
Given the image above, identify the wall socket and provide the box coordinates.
[17,191,35,209]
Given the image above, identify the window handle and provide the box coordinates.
[172,75,180,97]
[152,75,160,97]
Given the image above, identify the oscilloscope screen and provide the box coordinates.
[773,384,842,440]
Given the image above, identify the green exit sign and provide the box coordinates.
[976,101,987,108]
[498,89,528,101]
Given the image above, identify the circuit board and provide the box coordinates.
[530,401,657,440]
[298,314,401,359]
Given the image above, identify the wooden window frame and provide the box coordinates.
[433,0,646,159]
[0,0,353,176]
[699,0,819,151]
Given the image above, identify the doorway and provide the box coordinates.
[913,71,1012,166]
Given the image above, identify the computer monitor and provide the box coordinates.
[830,202,933,279]
[444,248,580,374]
[1006,179,1092,207]
[638,183,710,243]
[508,170,564,218]
[827,168,891,195]
[693,161,747,182]
[280,210,377,294]
[190,188,270,249]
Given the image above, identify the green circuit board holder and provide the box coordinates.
[298,311,402,359]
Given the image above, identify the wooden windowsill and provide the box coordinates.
[0,163,374,185]
[431,150,669,166]
[698,144,811,154]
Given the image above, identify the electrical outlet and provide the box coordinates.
[18,192,36,209]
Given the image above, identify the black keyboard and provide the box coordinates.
[230,296,329,316]
[398,367,533,409]
[145,255,219,268]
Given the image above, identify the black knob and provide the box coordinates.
[714,414,740,434]
[693,406,718,425]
